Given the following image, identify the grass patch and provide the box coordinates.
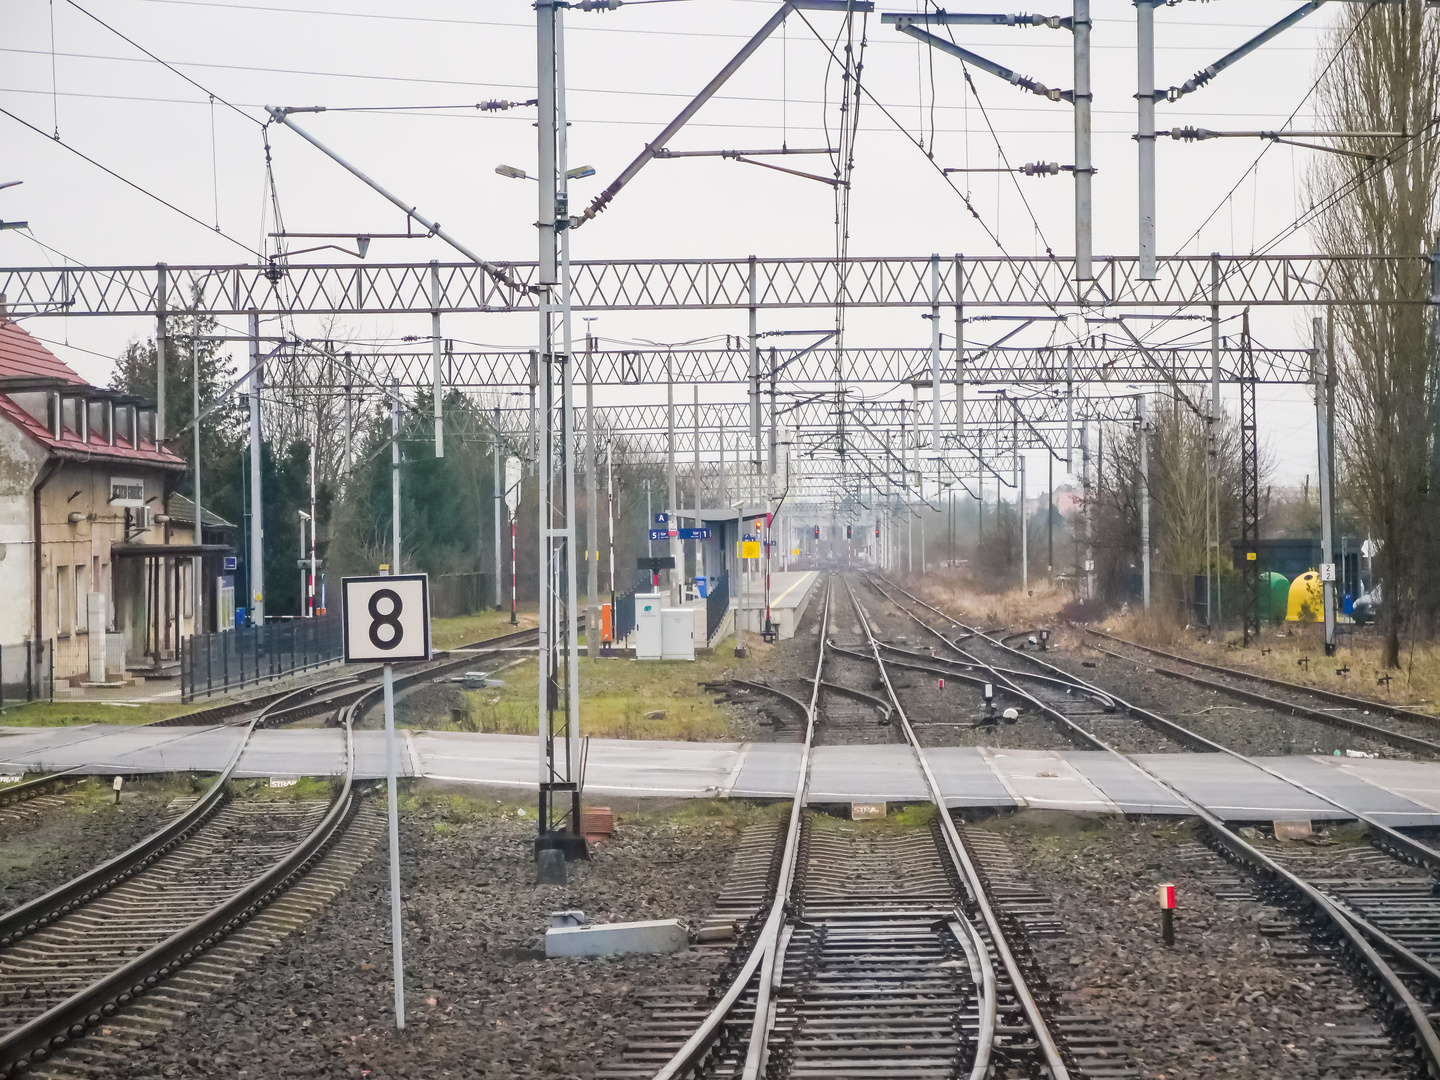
[237,775,341,802]
[0,701,199,727]
[400,787,528,823]
[432,607,539,651]
[439,651,741,741]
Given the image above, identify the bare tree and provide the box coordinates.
[1308,0,1440,666]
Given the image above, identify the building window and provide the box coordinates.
[76,563,89,633]
[56,564,70,638]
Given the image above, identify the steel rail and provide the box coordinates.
[866,573,1440,1073]
[0,675,366,1077]
[869,574,1440,875]
[650,579,832,1080]
[842,576,1064,1080]
[1085,630,1440,726]
[0,622,544,1077]
[1083,639,1440,756]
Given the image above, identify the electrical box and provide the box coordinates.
[635,592,663,660]
[661,608,695,661]
[600,603,613,644]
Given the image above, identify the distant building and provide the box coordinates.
[0,315,230,684]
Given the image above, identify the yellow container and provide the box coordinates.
[1286,571,1324,622]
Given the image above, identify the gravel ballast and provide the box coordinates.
[0,777,194,914]
[108,789,755,1080]
[971,810,1412,1078]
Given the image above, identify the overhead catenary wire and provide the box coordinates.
[0,104,263,257]
[60,0,261,128]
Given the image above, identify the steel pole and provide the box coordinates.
[247,312,264,625]
[431,261,444,458]
[382,663,405,1029]
[668,356,680,599]
[1021,455,1028,592]
[494,406,503,610]
[391,382,401,572]
[1314,315,1336,654]
[586,333,599,658]
[1136,1,1158,281]
[191,331,202,633]
[930,253,941,450]
[1073,0,1092,281]
[1138,395,1151,610]
[155,264,167,444]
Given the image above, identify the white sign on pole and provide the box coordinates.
[342,574,431,663]
[505,456,522,515]
[1319,562,1337,582]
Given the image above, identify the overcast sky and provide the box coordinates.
[2,0,1348,488]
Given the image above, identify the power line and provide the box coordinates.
[60,0,260,127]
[0,104,263,256]
[1170,4,1375,259]
[0,47,1332,121]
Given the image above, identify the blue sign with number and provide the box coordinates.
[679,528,711,540]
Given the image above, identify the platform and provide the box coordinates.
[736,570,820,640]
[5,724,1440,825]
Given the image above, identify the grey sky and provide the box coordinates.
[2,0,1345,488]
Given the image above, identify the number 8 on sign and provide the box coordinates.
[368,589,404,650]
[342,575,431,663]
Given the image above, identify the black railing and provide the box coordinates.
[0,640,52,709]
[706,575,730,644]
[614,591,636,643]
[180,614,343,702]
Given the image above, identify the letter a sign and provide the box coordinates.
[342,574,431,663]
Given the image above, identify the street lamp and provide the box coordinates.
[495,164,596,181]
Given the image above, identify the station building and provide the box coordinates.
[0,313,227,685]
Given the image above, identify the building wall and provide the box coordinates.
[36,460,187,680]
[0,414,47,649]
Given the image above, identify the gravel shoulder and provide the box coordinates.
[109,786,762,1080]
[973,810,1411,1079]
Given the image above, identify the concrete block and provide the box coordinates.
[545,918,688,958]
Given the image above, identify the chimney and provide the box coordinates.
[0,293,8,319]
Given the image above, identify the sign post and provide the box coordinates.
[342,573,431,1031]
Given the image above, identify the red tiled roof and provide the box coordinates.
[0,319,87,385]
[0,319,186,470]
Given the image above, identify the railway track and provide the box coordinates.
[602,576,1073,1080]
[861,572,1440,1076]
[1081,628,1440,756]
[0,622,543,1077]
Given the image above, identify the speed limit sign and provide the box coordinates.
[342,575,431,663]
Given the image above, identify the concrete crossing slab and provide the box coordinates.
[1133,754,1347,821]
[0,724,246,775]
[4,722,1440,825]
[808,743,928,803]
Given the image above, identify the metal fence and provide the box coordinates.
[706,575,730,644]
[432,572,495,619]
[0,640,52,708]
[181,614,344,702]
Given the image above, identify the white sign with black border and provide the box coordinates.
[342,574,431,663]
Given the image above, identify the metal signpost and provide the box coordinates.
[505,456,522,626]
[341,573,431,1031]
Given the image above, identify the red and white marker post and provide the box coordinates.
[1158,882,1176,945]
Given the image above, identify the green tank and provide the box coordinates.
[1262,571,1289,624]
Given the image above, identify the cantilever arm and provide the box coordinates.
[265,106,525,293]
[894,24,1073,103]
[579,0,873,224]
[1162,1,1324,102]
